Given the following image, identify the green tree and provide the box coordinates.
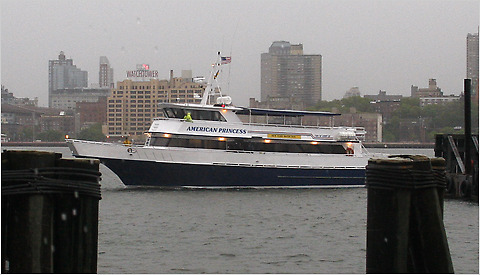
[20,127,33,141]
[37,130,64,142]
[395,97,421,118]
[78,123,106,142]
[310,96,375,113]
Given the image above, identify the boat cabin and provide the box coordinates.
[146,103,360,155]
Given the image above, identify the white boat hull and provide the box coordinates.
[67,139,371,188]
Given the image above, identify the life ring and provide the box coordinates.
[127,147,137,154]
[346,147,354,156]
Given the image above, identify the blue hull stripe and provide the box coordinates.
[97,158,366,187]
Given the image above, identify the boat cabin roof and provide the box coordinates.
[236,107,340,117]
[159,103,242,112]
[159,103,340,117]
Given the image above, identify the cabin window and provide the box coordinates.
[162,108,226,122]
[190,110,226,122]
[164,108,179,118]
[150,137,169,146]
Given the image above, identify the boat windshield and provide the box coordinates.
[163,107,226,122]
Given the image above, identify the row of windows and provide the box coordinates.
[108,126,147,131]
[109,100,153,104]
[149,136,347,154]
[111,95,151,99]
[108,108,157,112]
[109,97,198,104]
[108,112,153,117]
[108,117,148,121]
[109,95,201,102]
[114,88,202,93]
[108,104,154,108]
[108,113,157,117]
[115,90,152,94]
[108,122,148,126]
[117,85,202,90]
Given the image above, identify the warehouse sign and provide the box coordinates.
[126,64,158,78]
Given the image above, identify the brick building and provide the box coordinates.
[76,96,107,129]
[107,71,204,140]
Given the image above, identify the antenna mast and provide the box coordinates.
[201,52,225,105]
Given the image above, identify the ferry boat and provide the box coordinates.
[67,54,373,188]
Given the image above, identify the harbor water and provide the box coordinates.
[3,147,479,273]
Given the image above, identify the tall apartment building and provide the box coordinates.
[48,51,88,107]
[107,71,204,139]
[466,32,479,95]
[99,56,114,88]
[261,41,322,108]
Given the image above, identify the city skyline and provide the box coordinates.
[1,0,478,107]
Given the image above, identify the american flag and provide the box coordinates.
[221,56,231,64]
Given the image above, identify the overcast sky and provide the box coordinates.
[1,0,479,107]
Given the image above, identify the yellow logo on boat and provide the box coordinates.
[267,134,301,139]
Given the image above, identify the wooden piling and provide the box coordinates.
[1,150,101,274]
[401,155,453,273]
[366,155,454,273]
[366,157,413,273]
[430,157,447,215]
[54,158,100,273]
[2,151,59,273]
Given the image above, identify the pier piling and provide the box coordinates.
[366,155,454,273]
[1,150,101,273]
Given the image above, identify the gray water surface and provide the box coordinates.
[4,147,478,273]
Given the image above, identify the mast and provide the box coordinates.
[201,52,226,105]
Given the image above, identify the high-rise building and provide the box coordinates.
[48,51,88,107]
[466,32,479,95]
[99,56,114,88]
[261,41,322,108]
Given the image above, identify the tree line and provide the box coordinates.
[19,123,106,142]
[310,96,479,142]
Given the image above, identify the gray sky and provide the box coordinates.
[1,0,479,107]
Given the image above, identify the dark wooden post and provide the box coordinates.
[430,157,447,216]
[404,155,454,273]
[2,151,60,273]
[366,155,454,273]
[366,157,413,273]
[54,158,101,273]
[464,79,472,175]
[1,151,101,274]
